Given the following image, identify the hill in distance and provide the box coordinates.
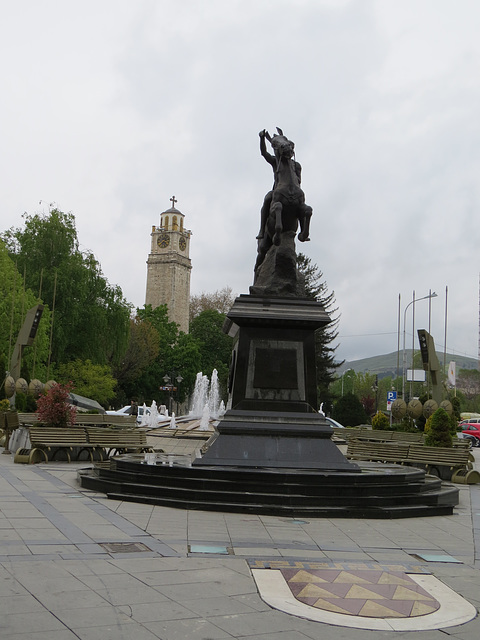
[338,351,478,380]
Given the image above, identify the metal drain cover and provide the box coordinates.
[100,542,152,553]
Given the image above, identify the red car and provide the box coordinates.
[461,423,480,447]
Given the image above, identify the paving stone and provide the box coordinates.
[144,617,234,639]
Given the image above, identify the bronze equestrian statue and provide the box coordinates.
[255,128,312,273]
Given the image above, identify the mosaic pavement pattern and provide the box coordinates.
[250,559,477,631]
[280,567,440,618]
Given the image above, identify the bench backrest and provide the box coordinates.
[347,440,410,460]
[75,414,105,426]
[406,444,471,466]
[29,426,89,446]
[86,428,147,446]
[6,412,20,430]
[17,413,41,426]
[104,415,137,427]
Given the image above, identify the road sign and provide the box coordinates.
[387,391,397,412]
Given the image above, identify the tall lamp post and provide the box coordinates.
[341,368,353,396]
[162,371,183,415]
[402,291,437,399]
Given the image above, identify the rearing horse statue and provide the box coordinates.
[255,128,312,271]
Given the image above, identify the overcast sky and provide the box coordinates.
[2,0,480,364]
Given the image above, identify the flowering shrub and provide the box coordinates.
[36,382,77,428]
[0,399,11,412]
[371,410,389,430]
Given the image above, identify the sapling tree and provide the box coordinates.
[424,407,453,448]
[36,382,77,428]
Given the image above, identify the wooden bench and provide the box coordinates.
[22,426,97,463]
[17,413,41,426]
[452,438,472,449]
[351,428,424,443]
[346,439,478,483]
[85,428,152,457]
[2,412,21,454]
[75,414,105,426]
[334,428,425,443]
[405,443,473,479]
[103,415,137,427]
[17,413,136,428]
[346,440,410,464]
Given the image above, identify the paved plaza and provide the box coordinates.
[0,443,479,639]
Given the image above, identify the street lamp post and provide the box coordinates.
[162,371,183,415]
[402,291,437,399]
[341,368,353,396]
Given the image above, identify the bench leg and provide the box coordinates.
[51,448,72,463]
[77,448,94,463]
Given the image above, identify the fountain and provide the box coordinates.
[199,404,211,431]
[169,412,176,429]
[139,403,149,426]
[189,373,209,419]
[189,369,222,421]
[208,369,221,419]
[146,400,160,428]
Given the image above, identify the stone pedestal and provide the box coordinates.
[195,295,359,471]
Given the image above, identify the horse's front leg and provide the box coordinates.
[270,201,283,245]
[297,204,312,242]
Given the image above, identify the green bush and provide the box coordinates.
[424,408,453,448]
[390,416,418,432]
[371,411,389,430]
[14,392,27,412]
[332,392,369,427]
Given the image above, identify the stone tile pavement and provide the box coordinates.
[0,448,479,639]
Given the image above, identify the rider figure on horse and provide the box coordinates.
[255,128,312,271]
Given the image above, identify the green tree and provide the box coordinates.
[119,305,202,409]
[113,315,160,392]
[189,309,233,395]
[332,392,369,427]
[162,332,202,407]
[0,239,51,382]
[2,209,131,367]
[353,372,378,417]
[425,407,453,447]
[297,253,341,413]
[55,359,117,408]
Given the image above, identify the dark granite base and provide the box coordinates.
[194,409,357,470]
[78,457,459,519]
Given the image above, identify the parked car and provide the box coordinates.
[460,424,480,447]
[458,418,480,427]
[325,417,345,429]
[105,405,149,424]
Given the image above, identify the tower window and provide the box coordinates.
[173,216,178,230]
[164,216,169,230]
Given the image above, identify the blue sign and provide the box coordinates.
[387,391,397,402]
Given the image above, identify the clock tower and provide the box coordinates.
[145,196,192,333]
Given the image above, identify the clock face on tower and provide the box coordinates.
[157,233,170,249]
[179,236,186,251]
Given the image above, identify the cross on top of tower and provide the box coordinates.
[170,195,177,208]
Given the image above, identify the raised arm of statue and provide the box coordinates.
[259,130,275,167]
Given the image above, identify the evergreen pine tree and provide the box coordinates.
[425,407,453,448]
[297,253,342,413]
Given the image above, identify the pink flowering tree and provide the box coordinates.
[36,382,77,428]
